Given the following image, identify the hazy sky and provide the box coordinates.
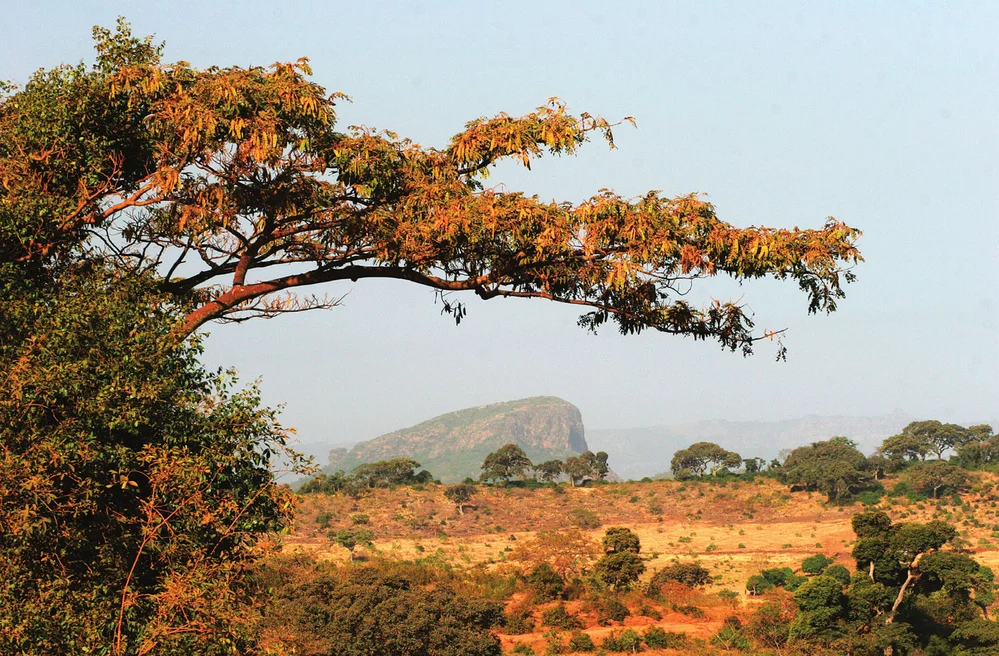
[3,2,996,445]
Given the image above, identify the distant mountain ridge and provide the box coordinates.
[328,396,589,482]
[586,411,918,480]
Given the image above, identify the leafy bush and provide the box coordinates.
[596,597,631,625]
[526,564,565,602]
[711,616,750,651]
[747,575,774,595]
[316,512,333,528]
[504,609,536,635]
[541,603,583,630]
[601,629,643,652]
[823,564,851,585]
[568,508,602,529]
[648,562,712,595]
[643,626,688,649]
[351,513,370,525]
[511,642,534,655]
[568,631,596,652]
[801,554,834,575]
[637,603,663,620]
[672,604,706,618]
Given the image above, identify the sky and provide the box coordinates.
[2,1,996,446]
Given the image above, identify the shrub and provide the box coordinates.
[801,554,834,575]
[504,609,536,635]
[747,575,773,595]
[823,564,851,586]
[541,604,582,630]
[601,629,643,652]
[643,626,688,649]
[568,508,602,529]
[542,629,567,655]
[511,642,534,655]
[526,564,565,602]
[568,631,596,652]
[648,562,712,595]
[672,604,706,618]
[596,597,631,625]
[637,603,663,620]
[711,616,750,651]
[315,512,333,528]
[351,513,370,525]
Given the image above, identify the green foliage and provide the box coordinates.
[648,562,713,592]
[595,597,631,624]
[504,609,536,635]
[480,444,533,483]
[746,575,774,595]
[351,513,370,525]
[642,626,688,649]
[781,437,874,501]
[903,460,971,498]
[567,508,602,529]
[526,564,565,602]
[353,458,433,488]
[801,554,835,575]
[602,527,641,555]
[332,528,375,558]
[445,483,477,513]
[711,616,750,651]
[567,631,596,652]
[535,460,565,483]
[564,451,610,486]
[257,563,504,656]
[824,564,851,585]
[541,603,583,630]
[0,268,305,655]
[670,442,742,477]
[601,629,643,653]
[594,552,645,591]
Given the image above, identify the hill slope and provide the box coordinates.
[329,396,589,482]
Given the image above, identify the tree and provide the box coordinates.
[525,564,565,602]
[670,442,742,477]
[878,432,932,468]
[648,563,713,591]
[781,437,874,501]
[801,554,835,576]
[0,270,307,655]
[743,457,766,474]
[903,460,971,498]
[602,527,641,555]
[256,562,505,656]
[535,459,565,483]
[2,23,861,348]
[444,483,477,514]
[510,530,600,579]
[564,451,610,487]
[352,458,432,487]
[894,421,975,461]
[479,444,533,483]
[332,528,375,561]
[594,552,646,591]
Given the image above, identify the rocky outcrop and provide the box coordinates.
[329,396,589,482]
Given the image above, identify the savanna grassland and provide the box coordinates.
[278,474,999,654]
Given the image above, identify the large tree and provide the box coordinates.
[671,441,743,477]
[1,22,862,351]
[781,437,873,501]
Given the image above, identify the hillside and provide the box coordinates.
[587,411,914,479]
[328,396,589,482]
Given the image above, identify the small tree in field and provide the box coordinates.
[444,483,477,514]
[332,528,374,561]
[480,444,533,484]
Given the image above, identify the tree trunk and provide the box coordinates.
[869,561,875,582]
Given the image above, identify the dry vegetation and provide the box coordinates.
[281,474,999,652]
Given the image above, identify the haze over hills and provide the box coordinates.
[327,396,589,482]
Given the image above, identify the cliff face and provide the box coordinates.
[330,396,589,482]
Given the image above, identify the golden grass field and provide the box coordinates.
[282,476,999,652]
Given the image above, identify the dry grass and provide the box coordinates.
[283,473,999,650]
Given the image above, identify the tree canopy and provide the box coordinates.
[2,21,862,353]
[781,437,874,501]
[671,442,743,477]
[479,444,532,483]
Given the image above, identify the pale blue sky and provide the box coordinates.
[3,2,996,444]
